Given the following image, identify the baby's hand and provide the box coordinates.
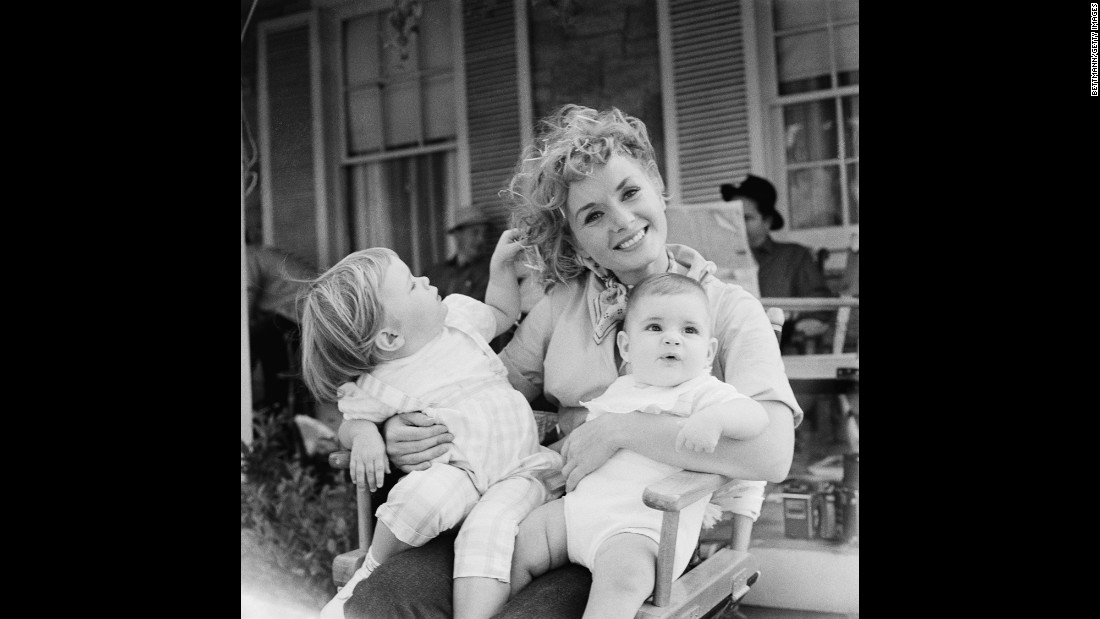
[350,431,390,492]
[490,228,526,270]
[675,415,722,453]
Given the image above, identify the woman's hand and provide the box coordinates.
[793,317,828,338]
[560,414,621,492]
[383,412,454,473]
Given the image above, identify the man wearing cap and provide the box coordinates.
[720,174,833,346]
[425,207,495,303]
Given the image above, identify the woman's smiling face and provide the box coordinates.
[565,154,669,285]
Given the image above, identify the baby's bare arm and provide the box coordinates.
[676,398,770,453]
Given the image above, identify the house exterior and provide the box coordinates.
[240,0,859,436]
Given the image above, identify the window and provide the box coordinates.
[342,1,457,154]
[757,0,858,251]
[334,0,461,274]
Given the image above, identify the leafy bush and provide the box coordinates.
[241,407,358,592]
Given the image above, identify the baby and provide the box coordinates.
[302,231,563,619]
[509,272,770,618]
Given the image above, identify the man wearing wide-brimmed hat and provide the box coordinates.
[719,174,833,344]
[424,206,496,302]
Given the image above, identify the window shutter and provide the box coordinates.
[669,0,749,204]
[463,2,522,225]
[258,15,324,266]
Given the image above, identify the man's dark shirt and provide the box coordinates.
[425,254,493,302]
[751,236,832,299]
[752,237,833,351]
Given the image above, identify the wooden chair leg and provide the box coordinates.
[652,510,680,607]
[357,484,372,550]
[328,452,376,588]
[728,513,753,553]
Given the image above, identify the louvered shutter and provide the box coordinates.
[464,2,522,227]
[662,0,758,294]
[258,14,325,266]
[669,0,749,204]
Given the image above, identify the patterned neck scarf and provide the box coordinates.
[586,248,681,345]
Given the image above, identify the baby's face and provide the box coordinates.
[617,292,717,387]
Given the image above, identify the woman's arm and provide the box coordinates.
[560,400,793,491]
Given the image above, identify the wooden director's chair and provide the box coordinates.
[327,310,787,618]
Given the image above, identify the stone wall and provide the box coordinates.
[528,0,665,173]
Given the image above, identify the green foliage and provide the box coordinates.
[241,407,357,592]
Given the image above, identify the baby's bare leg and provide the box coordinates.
[509,498,569,597]
[583,533,658,619]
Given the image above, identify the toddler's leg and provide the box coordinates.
[320,521,408,618]
[510,498,569,598]
[378,464,480,548]
[583,533,659,619]
[321,466,478,619]
[453,476,557,619]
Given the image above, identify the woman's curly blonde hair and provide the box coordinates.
[501,104,666,287]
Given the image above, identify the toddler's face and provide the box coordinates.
[378,258,448,348]
[617,292,717,387]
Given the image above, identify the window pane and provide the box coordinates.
[774,0,827,30]
[419,0,452,71]
[776,30,831,94]
[787,166,841,229]
[846,162,859,224]
[424,74,455,141]
[830,0,859,21]
[413,152,450,270]
[347,87,383,154]
[344,15,380,88]
[386,159,414,261]
[835,23,858,85]
[783,99,837,163]
[383,29,419,76]
[384,78,422,147]
[842,95,858,158]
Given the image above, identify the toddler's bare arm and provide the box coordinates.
[485,229,525,337]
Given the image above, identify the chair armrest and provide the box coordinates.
[643,471,730,512]
[329,450,351,469]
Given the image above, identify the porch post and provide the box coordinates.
[242,132,253,448]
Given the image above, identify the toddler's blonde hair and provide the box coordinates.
[300,248,397,402]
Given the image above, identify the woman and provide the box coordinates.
[340,105,802,618]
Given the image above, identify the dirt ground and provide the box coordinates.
[241,529,331,619]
